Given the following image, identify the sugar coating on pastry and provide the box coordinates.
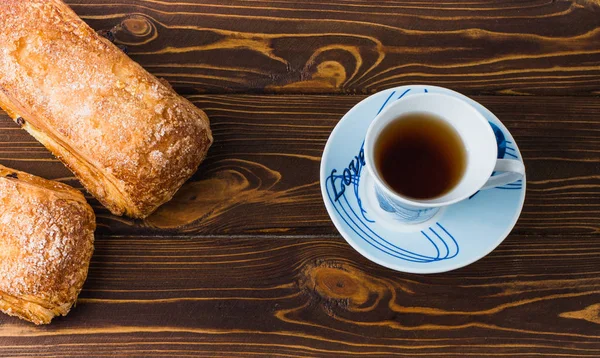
[0,166,95,325]
[0,0,213,218]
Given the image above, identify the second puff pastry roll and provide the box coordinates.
[0,0,213,218]
[0,165,95,325]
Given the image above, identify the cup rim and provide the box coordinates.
[364,92,497,208]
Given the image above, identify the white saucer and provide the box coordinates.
[320,85,526,274]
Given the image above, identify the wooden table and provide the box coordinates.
[1,1,599,356]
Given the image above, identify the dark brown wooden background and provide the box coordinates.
[1,0,600,357]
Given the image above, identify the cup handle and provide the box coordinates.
[481,159,525,190]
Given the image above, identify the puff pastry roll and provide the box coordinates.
[0,0,213,218]
[0,165,95,325]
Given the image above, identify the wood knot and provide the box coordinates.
[315,61,346,84]
[121,15,154,37]
[269,60,347,92]
[315,268,363,300]
[107,15,157,47]
[300,263,383,308]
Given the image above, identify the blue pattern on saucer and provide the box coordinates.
[320,85,526,273]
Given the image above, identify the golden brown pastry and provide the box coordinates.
[0,165,95,325]
[0,0,213,218]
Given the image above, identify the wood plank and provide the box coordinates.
[1,94,598,236]
[61,0,600,95]
[0,234,599,356]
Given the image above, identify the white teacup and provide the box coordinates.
[364,93,525,224]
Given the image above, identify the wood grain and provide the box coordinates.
[0,234,599,357]
[60,0,600,95]
[1,2,599,355]
[1,94,598,236]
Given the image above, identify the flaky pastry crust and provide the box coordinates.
[0,0,213,218]
[0,165,95,325]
